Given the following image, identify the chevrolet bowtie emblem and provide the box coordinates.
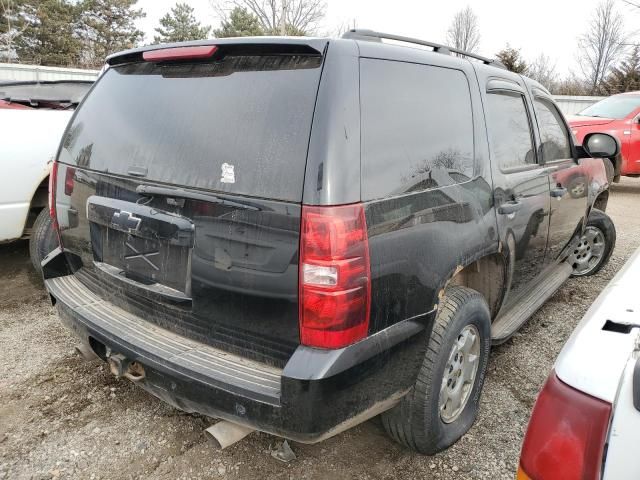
[111,210,142,232]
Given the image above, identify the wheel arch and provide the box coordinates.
[441,251,509,321]
[22,172,50,236]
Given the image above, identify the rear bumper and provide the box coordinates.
[44,254,430,442]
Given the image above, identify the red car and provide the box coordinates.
[568,92,640,180]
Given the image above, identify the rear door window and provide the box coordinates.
[533,98,572,162]
[486,92,536,170]
[360,59,474,200]
[58,54,323,202]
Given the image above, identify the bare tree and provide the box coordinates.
[528,54,558,91]
[446,6,480,53]
[577,0,627,93]
[211,0,326,36]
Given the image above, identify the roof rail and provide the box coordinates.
[342,29,505,69]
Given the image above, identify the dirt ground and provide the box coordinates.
[1,178,640,480]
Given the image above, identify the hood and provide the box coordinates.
[567,115,615,128]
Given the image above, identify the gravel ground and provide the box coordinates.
[1,178,640,480]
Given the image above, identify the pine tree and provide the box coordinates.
[601,46,640,94]
[77,0,145,68]
[495,45,528,74]
[214,7,263,38]
[5,0,82,66]
[153,3,210,44]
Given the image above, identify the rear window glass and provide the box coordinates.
[486,92,536,170]
[57,54,323,202]
[360,59,474,200]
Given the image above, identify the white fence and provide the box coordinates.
[0,63,99,82]
[553,95,606,116]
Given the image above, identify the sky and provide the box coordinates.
[135,0,639,77]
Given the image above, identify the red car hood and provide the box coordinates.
[567,115,615,128]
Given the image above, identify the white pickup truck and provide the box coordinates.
[518,247,640,480]
[0,81,92,272]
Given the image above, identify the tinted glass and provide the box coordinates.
[360,59,474,200]
[578,95,640,119]
[486,92,535,169]
[57,55,323,202]
[534,98,571,161]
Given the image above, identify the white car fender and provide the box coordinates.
[0,109,73,242]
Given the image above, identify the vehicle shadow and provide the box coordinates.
[0,240,46,308]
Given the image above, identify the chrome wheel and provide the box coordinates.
[439,324,480,424]
[569,226,606,276]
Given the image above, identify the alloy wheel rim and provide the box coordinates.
[568,226,605,276]
[439,324,481,424]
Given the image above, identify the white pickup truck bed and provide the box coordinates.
[555,248,640,479]
[0,109,73,242]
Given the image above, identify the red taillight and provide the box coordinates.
[299,204,371,349]
[64,167,75,196]
[143,45,218,62]
[519,372,611,480]
[48,162,58,220]
[48,162,63,248]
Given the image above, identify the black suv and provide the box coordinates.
[43,30,618,454]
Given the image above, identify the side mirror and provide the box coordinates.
[582,133,619,158]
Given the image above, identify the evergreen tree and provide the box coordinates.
[602,46,640,94]
[153,3,210,44]
[3,0,82,66]
[214,7,263,38]
[496,45,528,74]
[77,0,145,68]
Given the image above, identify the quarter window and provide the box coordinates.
[534,98,572,162]
[360,59,475,200]
[486,92,536,170]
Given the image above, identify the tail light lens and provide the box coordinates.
[299,204,371,349]
[519,372,611,480]
[48,162,62,247]
[64,167,75,196]
[48,161,58,220]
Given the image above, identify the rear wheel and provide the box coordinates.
[29,208,58,276]
[569,208,615,277]
[381,285,491,454]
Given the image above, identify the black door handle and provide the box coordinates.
[498,200,523,215]
[551,186,567,198]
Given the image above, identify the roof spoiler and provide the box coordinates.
[107,37,328,66]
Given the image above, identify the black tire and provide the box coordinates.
[29,208,58,276]
[569,208,615,277]
[381,285,491,454]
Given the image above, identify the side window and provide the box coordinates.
[360,59,474,200]
[486,92,536,170]
[533,98,572,162]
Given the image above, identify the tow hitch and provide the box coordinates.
[107,351,146,382]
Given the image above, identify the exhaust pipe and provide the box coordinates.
[75,343,99,361]
[205,421,255,449]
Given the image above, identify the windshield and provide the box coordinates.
[57,54,323,202]
[578,95,640,119]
